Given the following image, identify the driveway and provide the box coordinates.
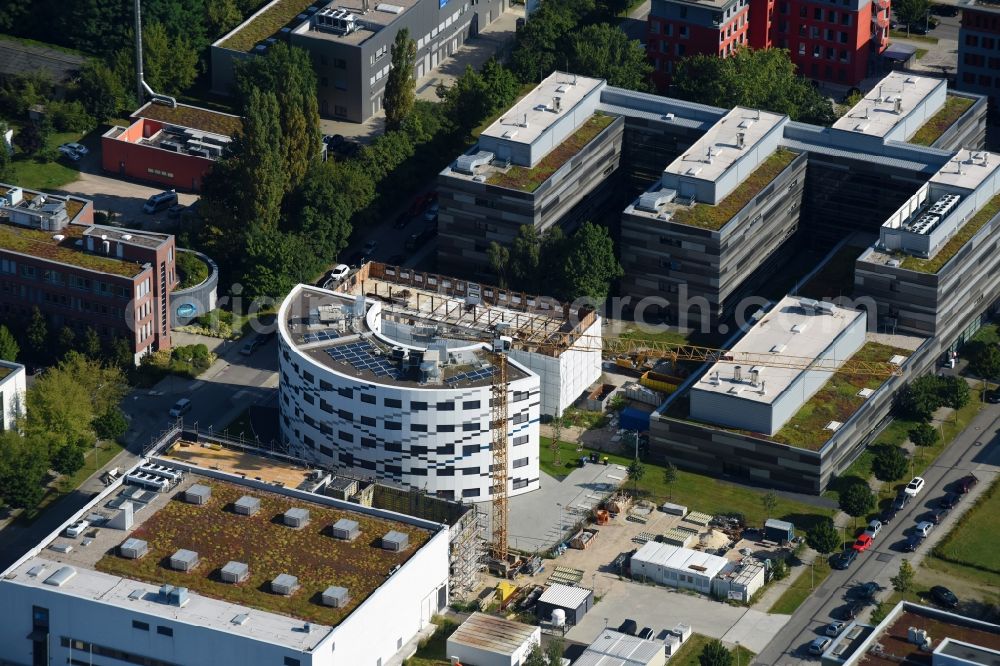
[56,170,198,232]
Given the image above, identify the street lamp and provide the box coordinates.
[736,641,741,666]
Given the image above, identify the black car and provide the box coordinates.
[879,505,898,524]
[893,492,912,511]
[832,549,858,570]
[985,389,1000,404]
[839,601,865,621]
[857,581,880,600]
[903,533,923,552]
[618,619,638,636]
[959,473,979,493]
[930,585,959,609]
[930,506,950,524]
[940,492,961,510]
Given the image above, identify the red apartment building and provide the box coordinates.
[101,101,241,193]
[647,0,889,88]
[0,184,177,364]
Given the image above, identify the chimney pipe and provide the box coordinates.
[734,365,742,382]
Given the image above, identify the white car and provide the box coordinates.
[57,144,81,161]
[64,520,90,538]
[825,621,846,637]
[915,521,934,538]
[327,264,350,282]
[864,519,882,539]
[64,142,89,156]
[904,476,926,497]
[809,636,832,655]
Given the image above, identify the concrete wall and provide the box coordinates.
[446,626,540,666]
[169,250,219,327]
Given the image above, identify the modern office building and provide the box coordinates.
[0,184,178,363]
[647,0,889,87]
[957,0,1000,104]
[820,601,1000,665]
[619,107,807,326]
[0,360,26,431]
[0,426,449,666]
[437,72,624,279]
[101,102,240,192]
[211,0,507,123]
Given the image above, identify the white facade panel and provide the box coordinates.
[0,360,26,431]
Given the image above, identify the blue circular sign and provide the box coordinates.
[176,303,197,318]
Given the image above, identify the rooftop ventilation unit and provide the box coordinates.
[382,530,409,551]
[5,187,23,206]
[283,507,310,528]
[736,132,746,149]
[322,585,350,607]
[170,549,199,571]
[158,584,189,606]
[455,150,495,175]
[184,484,212,505]
[376,3,405,13]
[816,301,836,315]
[271,573,299,596]
[221,561,249,584]
[140,464,181,482]
[733,365,742,382]
[798,297,820,311]
[234,495,260,516]
[120,538,148,560]
[331,518,361,541]
[314,8,362,35]
[636,188,677,213]
[43,566,77,587]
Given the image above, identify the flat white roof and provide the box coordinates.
[447,612,539,655]
[479,71,603,146]
[6,556,329,651]
[663,106,784,185]
[693,296,865,406]
[576,630,664,666]
[538,582,592,609]
[632,541,728,580]
[832,72,943,138]
[929,149,1000,192]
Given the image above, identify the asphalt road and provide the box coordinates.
[754,402,1000,665]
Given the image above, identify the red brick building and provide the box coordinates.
[0,184,177,363]
[101,102,241,193]
[647,0,889,88]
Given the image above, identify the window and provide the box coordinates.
[412,423,427,432]
[679,25,689,37]
[437,424,455,433]
[679,5,687,16]
[463,400,480,410]
[513,457,529,468]
[361,415,376,427]
[437,467,455,476]
[334,105,347,117]
[361,393,376,404]
[156,626,173,637]
[412,401,428,411]
[813,7,822,18]
[514,435,529,446]
[339,430,354,443]
[513,478,529,490]
[386,421,402,430]
[385,398,402,408]
[462,467,479,475]
[463,422,479,432]
[334,58,346,69]
[132,620,149,631]
[462,488,480,498]
[437,401,455,411]
[337,409,352,420]
[338,387,352,399]
[285,659,301,666]
[513,412,528,425]
[362,437,376,448]
[463,444,480,456]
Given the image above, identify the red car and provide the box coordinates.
[852,534,873,552]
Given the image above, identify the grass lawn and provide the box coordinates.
[670,149,798,230]
[970,322,999,346]
[769,559,833,614]
[824,449,875,502]
[8,129,82,190]
[539,437,590,479]
[932,476,1000,575]
[908,96,976,146]
[221,0,314,51]
[405,616,458,666]
[17,440,124,523]
[771,342,911,451]
[668,633,756,666]
[796,245,866,300]
[915,48,929,59]
[889,29,939,43]
[487,114,616,192]
[900,193,1000,273]
[540,438,834,528]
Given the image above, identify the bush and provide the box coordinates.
[48,100,95,132]
[93,408,128,441]
[51,444,86,475]
[771,558,789,580]
[909,423,940,447]
[873,445,909,482]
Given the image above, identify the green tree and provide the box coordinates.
[509,0,596,82]
[894,0,931,33]
[481,58,520,114]
[909,423,939,447]
[437,66,490,134]
[108,336,135,369]
[891,559,915,594]
[970,343,1000,381]
[545,637,564,666]
[558,222,622,301]
[26,307,47,356]
[487,242,511,288]
[57,325,76,350]
[93,408,128,442]
[873,445,909,482]
[570,24,651,91]
[662,462,678,500]
[52,443,86,475]
[806,519,841,554]
[627,459,645,495]
[384,28,417,130]
[511,225,543,290]
[673,48,836,125]
[898,375,943,422]
[762,489,779,521]
[0,324,19,362]
[839,483,876,528]
[0,431,48,509]
[16,118,51,157]
[771,557,789,580]
[141,21,199,96]
[206,0,243,35]
[524,643,548,666]
[235,88,285,225]
[699,639,734,666]
[939,375,970,410]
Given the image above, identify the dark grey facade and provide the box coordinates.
[620,151,807,325]
[437,116,625,279]
[211,0,506,123]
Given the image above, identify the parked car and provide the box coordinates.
[858,581,880,600]
[904,476,926,497]
[240,334,265,356]
[618,619,638,636]
[825,621,846,637]
[958,473,979,493]
[852,533,874,552]
[903,533,923,552]
[940,492,961,509]
[985,389,1000,404]
[168,397,192,418]
[832,548,859,569]
[58,144,82,161]
[930,585,959,609]
[879,505,898,524]
[326,264,350,283]
[864,520,883,539]
[423,201,439,223]
[930,506,950,524]
[64,520,90,538]
[914,521,934,537]
[143,189,178,214]
[638,627,654,640]
[809,637,832,655]
[323,134,345,148]
[893,492,912,511]
[840,602,865,621]
[167,203,186,219]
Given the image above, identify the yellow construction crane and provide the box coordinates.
[481,328,901,568]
